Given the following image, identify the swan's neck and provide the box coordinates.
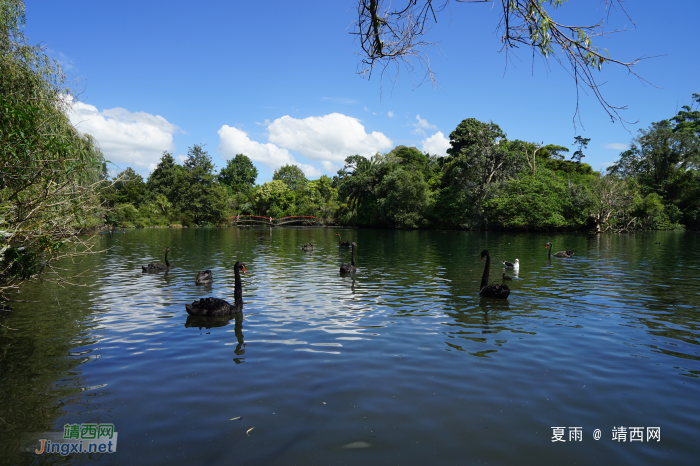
[480,252,490,291]
[351,245,355,266]
[547,243,552,259]
[234,269,242,305]
[165,250,170,267]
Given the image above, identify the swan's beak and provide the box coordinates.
[241,266,245,273]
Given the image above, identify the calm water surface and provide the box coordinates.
[1,228,699,465]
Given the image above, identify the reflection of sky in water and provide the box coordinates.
[5,228,697,465]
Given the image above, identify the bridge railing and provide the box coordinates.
[230,215,326,225]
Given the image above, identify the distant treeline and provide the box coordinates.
[106,96,700,232]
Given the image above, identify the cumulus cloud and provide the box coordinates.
[411,114,437,136]
[604,143,628,151]
[65,96,181,172]
[267,113,393,162]
[219,113,391,178]
[217,125,321,178]
[421,131,451,156]
[388,111,394,118]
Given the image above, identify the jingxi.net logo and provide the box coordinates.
[25,423,118,456]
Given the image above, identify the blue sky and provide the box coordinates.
[26,0,699,183]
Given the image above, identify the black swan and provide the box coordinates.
[480,250,510,299]
[501,258,519,269]
[340,242,358,273]
[545,242,574,258]
[186,262,245,316]
[142,247,170,272]
[196,270,213,284]
[301,243,314,251]
[335,233,351,247]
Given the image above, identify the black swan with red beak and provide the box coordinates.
[186,262,245,316]
[545,242,574,258]
[480,250,510,299]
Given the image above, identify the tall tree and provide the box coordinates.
[218,154,258,193]
[273,164,308,191]
[443,118,521,209]
[145,151,184,204]
[571,136,590,163]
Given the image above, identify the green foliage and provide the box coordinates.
[273,164,308,191]
[218,154,258,193]
[388,145,430,178]
[102,167,145,208]
[1,0,108,302]
[145,151,184,204]
[482,169,569,229]
[443,118,523,208]
[375,167,429,228]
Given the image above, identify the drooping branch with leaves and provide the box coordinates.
[0,0,111,308]
[352,0,649,123]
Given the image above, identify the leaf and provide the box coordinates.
[246,427,255,435]
[229,416,241,421]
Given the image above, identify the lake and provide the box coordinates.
[1,227,699,465]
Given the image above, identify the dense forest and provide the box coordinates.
[105,96,700,233]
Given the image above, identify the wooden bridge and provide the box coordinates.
[231,215,327,226]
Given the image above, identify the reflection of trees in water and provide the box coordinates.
[585,233,700,376]
[0,283,108,464]
[185,313,246,363]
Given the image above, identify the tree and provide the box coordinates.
[175,145,227,225]
[443,118,521,208]
[218,154,258,193]
[375,166,429,228]
[145,151,184,204]
[571,136,590,163]
[1,0,109,306]
[273,164,308,191]
[483,169,568,228]
[103,167,145,208]
[351,0,645,124]
[183,144,215,185]
[388,145,430,177]
[588,175,635,233]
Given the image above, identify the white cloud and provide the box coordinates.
[217,125,321,178]
[421,131,451,156]
[388,111,394,118]
[219,113,392,178]
[267,113,393,162]
[65,96,180,172]
[604,143,628,151]
[411,114,437,135]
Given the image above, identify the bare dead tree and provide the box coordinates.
[351,1,654,125]
[588,175,635,233]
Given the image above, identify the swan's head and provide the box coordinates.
[480,250,489,261]
[234,262,246,274]
[166,247,170,252]
[545,242,551,249]
[352,242,358,247]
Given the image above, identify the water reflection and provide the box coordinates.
[2,229,699,465]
